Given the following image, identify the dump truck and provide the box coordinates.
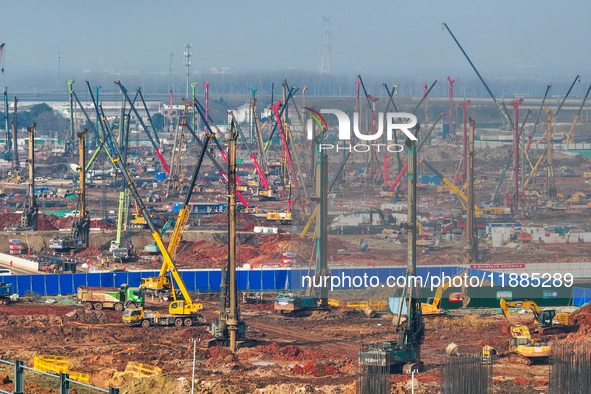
[109,241,130,260]
[122,304,206,328]
[77,285,144,311]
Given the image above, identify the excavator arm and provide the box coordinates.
[500,299,541,324]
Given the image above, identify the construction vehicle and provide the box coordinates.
[123,306,205,328]
[8,97,23,184]
[500,298,570,334]
[419,159,484,217]
[5,124,39,231]
[130,208,148,229]
[358,132,424,375]
[274,293,319,315]
[138,118,217,299]
[507,325,550,365]
[77,285,144,311]
[49,131,90,250]
[547,197,567,210]
[421,269,467,315]
[258,189,278,200]
[81,93,204,328]
[566,192,585,204]
[109,187,131,260]
[0,282,17,305]
[209,123,255,349]
[142,240,159,254]
[266,211,291,224]
[109,240,130,260]
[160,218,175,235]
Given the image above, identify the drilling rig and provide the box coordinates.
[209,121,254,350]
[49,130,90,250]
[5,124,38,231]
[358,130,424,376]
[8,97,22,183]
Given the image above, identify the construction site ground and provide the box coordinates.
[1,296,589,393]
[0,140,590,392]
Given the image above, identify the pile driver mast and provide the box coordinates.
[464,118,477,263]
[10,97,20,182]
[544,107,556,199]
[3,88,9,158]
[66,80,76,154]
[210,121,254,350]
[510,99,523,212]
[458,100,471,184]
[447,77,455,141]
[75,130,90,248]
[22,124,38,230]
[358,127,424,376]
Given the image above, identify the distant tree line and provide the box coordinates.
[0,103,69,136]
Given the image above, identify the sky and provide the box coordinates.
[0,1,589,84]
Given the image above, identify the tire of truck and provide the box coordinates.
[127,302,137,309]
[174,318,183,327]
[141,319,151,328]
[114,302,124,312]
[174,289,182,298]
[94,302,103,310]
[84,302,93,310]
[184,318,193,327]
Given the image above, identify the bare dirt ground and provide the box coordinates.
[0,295,587,393]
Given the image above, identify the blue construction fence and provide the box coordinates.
[573,287,591,306]
[0,266,465,297]
[0,266,578,300]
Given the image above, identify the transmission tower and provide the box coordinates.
[320,17,332,74]
[184,43,192,98]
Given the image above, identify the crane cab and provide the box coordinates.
[169,300,203,315]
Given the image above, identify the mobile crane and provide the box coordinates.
[358,133,424,376]
[112,155,204,325]
[72,88,204,326]
[139,116,216,298]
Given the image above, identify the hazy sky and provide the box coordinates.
[1,1,589,80]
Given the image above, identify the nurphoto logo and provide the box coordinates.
[305,108,418,152]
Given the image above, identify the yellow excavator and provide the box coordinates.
[499,299,552,364]
[421,269,467,315]
[500,298,570,334]
[507,325,550,365]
